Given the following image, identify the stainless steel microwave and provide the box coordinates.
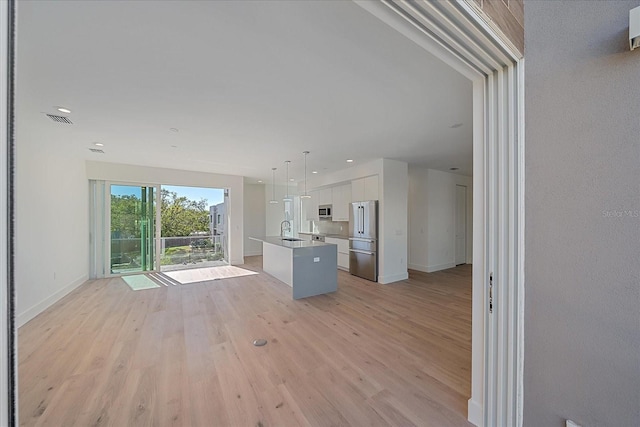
[318,204,332,220]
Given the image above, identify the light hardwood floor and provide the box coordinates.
[19,257,472,426]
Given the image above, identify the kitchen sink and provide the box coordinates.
[281,237,303,241]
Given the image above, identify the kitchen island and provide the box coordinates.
[249,236,337,299]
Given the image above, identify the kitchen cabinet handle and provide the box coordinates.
[348,238,374,242]
[349,249,375,256]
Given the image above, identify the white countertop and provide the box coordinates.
[249,236,336,249]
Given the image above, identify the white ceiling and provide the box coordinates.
[16,0,473,183]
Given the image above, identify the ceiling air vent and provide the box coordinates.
[46,114,73,124]
[89,148,104,154]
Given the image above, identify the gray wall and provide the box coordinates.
[524,2,640,426]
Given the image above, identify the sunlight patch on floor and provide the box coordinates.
[122,274,161,291]
[164,265,259,285]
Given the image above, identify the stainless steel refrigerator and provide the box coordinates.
[349,200,378,281]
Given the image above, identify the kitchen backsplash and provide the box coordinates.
[311,220,349,237]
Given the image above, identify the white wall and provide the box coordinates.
[379,159,409,283]
[243,183,265,256]
[86,161,245,265]
[16,148,89,327]
[408,166,472,272]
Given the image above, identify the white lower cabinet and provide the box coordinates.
[337,252,350,271]
[326,237,349,271]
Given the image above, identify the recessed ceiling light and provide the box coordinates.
[56,107,71,114]
[312,171,318,174]
[346,159,354,163]
[290,178,295,181]
[450,123,463,128]
[94,142,104,147]
[450,167,459,171]
[169,128,179,133]
[258,180,263,183]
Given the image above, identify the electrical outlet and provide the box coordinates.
[313,257,320,263]
[566,420,582,427]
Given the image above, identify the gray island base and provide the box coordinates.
[249,237,338,299]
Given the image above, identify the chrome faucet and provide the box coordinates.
[280,220,292,238]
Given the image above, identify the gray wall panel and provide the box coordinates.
[524,1,640,426]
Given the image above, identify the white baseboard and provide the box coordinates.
[467,398,483,427]
[428,262,455,272]
[378,271,409,284]
[243,250,263,257]
[229,257,245,266]
[17,274,88,328]
[408,263,429,272]
[408,262,456,273]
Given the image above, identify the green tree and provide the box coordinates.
[160,189,210,237]
[110,194,141,238]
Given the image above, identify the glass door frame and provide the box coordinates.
[105,181,161,277]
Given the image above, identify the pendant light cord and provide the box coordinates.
[284,160,291,202]
[303,151,310,197]
[270,168,278,203]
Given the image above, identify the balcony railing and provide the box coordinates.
[110,234,226,273]
[160,235,225,270]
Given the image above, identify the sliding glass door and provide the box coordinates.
[109,184,156,274]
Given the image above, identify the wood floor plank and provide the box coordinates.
[19,258,472,426]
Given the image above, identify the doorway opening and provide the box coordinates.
[357,2,524,425]
[109,184,156,274]
[158,185,228,273]
[91,181,230,278]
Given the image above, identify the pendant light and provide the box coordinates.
[283,160,292,202]
[301,151,311,199]
[269,168,278,204]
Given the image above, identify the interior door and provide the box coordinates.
[455,184,467,265]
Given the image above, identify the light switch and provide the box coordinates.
[313,257,320,263]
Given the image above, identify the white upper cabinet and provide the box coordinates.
[351,178,365,202]
[364,175,379,200]
[332,184,351,221]
[318,188,332,206]
[352,175,379,202]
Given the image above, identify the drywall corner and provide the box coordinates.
[17,274,88,328]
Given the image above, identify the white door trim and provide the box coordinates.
[355,1,525,426]
[103,181,161,278]
[1,0,15,424]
